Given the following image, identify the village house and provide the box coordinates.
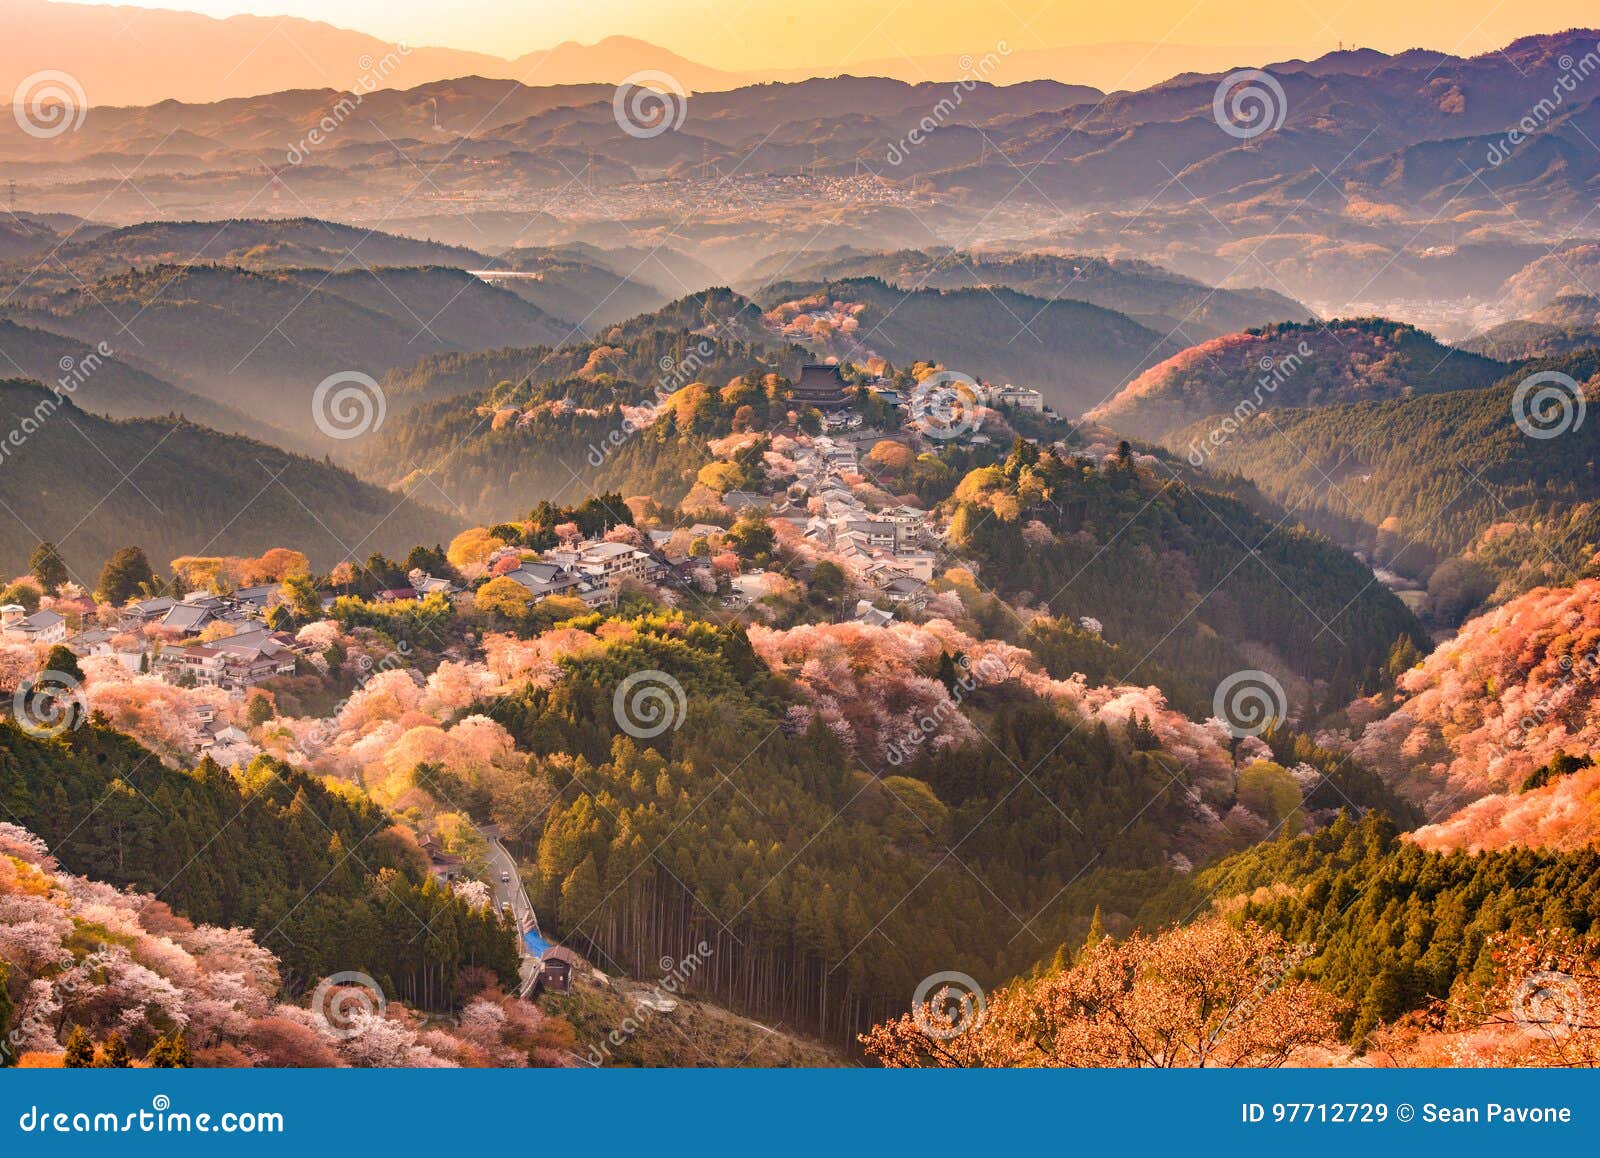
[878,575,930,607]
[854,600,895,627]
[196,720,252,753]
[120,596,177,627]
[992,384,1045,412]
[723,490,773,513]
[2,608,67,645]
[154,627,299,691]
[548,540,661,587]
[228,585,281,614]
[417,835,466,883]
[408,570,461,598]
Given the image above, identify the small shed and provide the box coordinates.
[535,948,575,995]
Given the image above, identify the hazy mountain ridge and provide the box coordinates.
[0,378,461,576]
[756,276,1177,412]
[1166,350,1600,604]
[1092,318,1508,438]
[737,246,1311,340]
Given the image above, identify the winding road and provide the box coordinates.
[478,826,549,996]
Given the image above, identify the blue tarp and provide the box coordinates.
[523,928,553,957]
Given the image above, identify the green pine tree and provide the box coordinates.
[94,1031,131,1068]
[1085,905,1106,950]
[63,1025,95,1068]
[145,1032,191,1068]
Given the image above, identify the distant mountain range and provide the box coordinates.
[738,247,1310,341]
[5,27,1598,314]
[1,0,1311,106]
[0,0,750,106]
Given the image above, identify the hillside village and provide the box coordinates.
[4,363,1054,705]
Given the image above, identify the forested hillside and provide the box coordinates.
[757,277,1177,414]
[4,263,565,443]
[0,317,287,442]
[1168,812,1600,1042]
[939,440,1426,713]
[0,217,487,290]
[1168,351,1600,609]
[0,380,460,576]
[1090,319,1507,440]
[477,611,1401,1042]
[1460,294,1600,360]
[0,721,519,1005]
[739,247,1309,339]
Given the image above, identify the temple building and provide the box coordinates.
[790,363,850,411]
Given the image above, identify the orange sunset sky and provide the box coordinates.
[45,0,1600,74]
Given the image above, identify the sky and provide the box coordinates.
[52,0,1600,72]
